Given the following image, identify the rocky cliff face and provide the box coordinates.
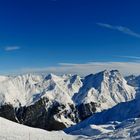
[18,97,79,130]
[0,99,78,130]
[0,104,17,122]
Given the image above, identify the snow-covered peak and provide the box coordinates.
[81,70,122,90]
[0,74,44,107]
[73,70,135,110]
[0,73,82,107]
[0,70,136,110]
[69,75,82,87]
[40,74,82,105]
[45,73,62,82]
[62,74,72,79]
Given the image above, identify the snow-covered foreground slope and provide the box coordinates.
[2,116,140,140]
[0,117,82,140]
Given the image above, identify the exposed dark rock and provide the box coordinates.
[77,102,97,120]
[0,104,18,122]
[0,98,97,131]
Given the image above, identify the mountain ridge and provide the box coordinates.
[0,70,137,130]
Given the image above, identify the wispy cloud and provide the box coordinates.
[97,23,140,38]
[16,61,140,76]
[117,55,140,60]
[4,46,21,51]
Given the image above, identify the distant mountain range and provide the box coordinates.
[0,70,137,131]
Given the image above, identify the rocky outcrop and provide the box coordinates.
[76,102,97,120]
[0,98,98,131]
[0,104,17,122]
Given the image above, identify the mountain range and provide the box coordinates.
[0,70,137,132]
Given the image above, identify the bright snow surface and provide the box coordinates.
[0,117,80,140]
[66,118,140,139]
[1,116,140,140]
[0,70,135,111]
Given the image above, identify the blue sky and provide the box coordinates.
[1,0,140,75]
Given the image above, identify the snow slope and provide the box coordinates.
[65,97,140,135]
[0,117,80,140]
[1,116,140,140]
[67,118,140,140]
